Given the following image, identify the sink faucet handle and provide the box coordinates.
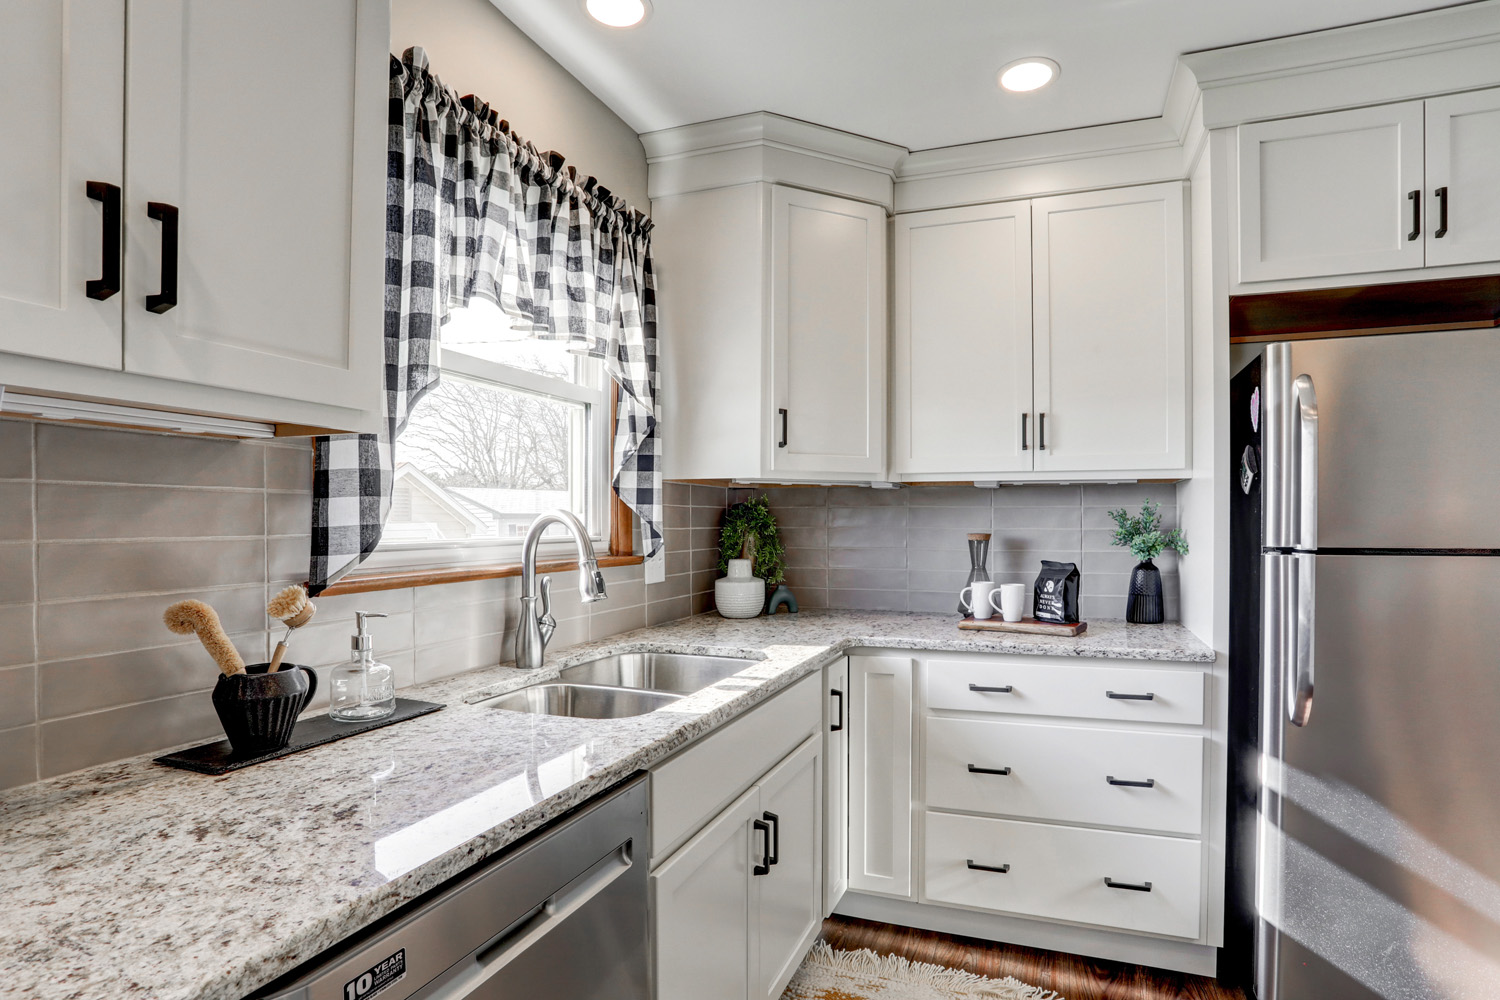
[538,576,557,645]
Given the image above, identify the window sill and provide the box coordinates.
[315,554,645,597]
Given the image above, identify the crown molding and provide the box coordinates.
[641,111,907,174]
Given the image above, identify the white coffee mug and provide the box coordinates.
[960,581,1004,620]
[998,583,1027,622]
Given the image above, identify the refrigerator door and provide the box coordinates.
[1286,328,1500,550]
[1260,553,1500,1000]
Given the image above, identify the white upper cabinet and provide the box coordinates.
[768,187,887,478]
[0,0,124,369]
[1032,183,1187,473]
[1425,87,1500,268]
[891,202,1032,477]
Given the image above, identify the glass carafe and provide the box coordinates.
[958,533,992,616]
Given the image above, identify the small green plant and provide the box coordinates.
[718,496,786,587]
[1107,499,1189,563]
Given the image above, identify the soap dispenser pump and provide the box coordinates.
[330,611,396,722]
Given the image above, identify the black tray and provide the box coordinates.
[154,698,445,774]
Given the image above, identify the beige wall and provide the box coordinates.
[391,0,648,207]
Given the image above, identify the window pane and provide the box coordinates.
[387,374,591,543]
[441,299,587,384]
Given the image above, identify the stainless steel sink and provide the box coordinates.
[557,652,758,694]
[481,683,684,719]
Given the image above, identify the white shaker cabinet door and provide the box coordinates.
[892,202,1033,476]
[755,734,823,1000]
[1032,183,1187,474]
[848,654,914,898]
[122,0,385,413]
[0,0,123,368]
[768,186,887,478]
[1237,102,1426,283]
[652,785,760,1000]
[1425,87,1500,268]
[823,657,850,916]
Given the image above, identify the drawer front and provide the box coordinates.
[650,673,821,864]
[925,717,1204,835]
[926,658,1205,725]
[924,812,1202,939]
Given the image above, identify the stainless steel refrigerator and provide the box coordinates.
[1229,329,1500,1000]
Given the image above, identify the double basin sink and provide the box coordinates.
[479,652,758,719]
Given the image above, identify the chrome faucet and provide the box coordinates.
[516,509,607,670]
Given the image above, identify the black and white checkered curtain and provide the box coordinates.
[309,48,661,594]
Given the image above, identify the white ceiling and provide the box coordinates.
[490,0,1455,151]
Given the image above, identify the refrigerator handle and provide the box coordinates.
[1291,374,1318,551]
[1288,552,1316,727]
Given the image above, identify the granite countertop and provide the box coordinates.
[0,611,1211,1000]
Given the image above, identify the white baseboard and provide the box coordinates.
[833,892,1218,978]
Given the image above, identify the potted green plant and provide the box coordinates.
[1107,499,1188,624]
[716,496,791,617]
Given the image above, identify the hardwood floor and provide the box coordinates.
[818,915,1248,1000]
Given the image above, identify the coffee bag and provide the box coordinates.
[1033,560,1081,624]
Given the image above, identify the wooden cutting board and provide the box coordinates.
[958,616,1087,637]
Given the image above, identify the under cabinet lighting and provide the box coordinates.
[585,0,649,28]
[999,57,1059,93]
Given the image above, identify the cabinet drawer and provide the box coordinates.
[650,673,820,864]
[925,717,1204,835]
[926,658,1204,725]
[924,812,1202,939]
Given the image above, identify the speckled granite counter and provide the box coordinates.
[0,611,1211,1000]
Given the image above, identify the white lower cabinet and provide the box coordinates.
[848,655,914,898]
[823,658,849,916]
[755,736,824,1000]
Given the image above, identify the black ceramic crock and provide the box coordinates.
[211,662,318,755]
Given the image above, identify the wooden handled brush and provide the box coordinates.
[266,585,317,672]
[163,600,246,677]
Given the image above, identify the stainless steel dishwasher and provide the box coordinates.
[253,775,648,1000]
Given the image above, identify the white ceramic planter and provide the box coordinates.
[714,559,765,618]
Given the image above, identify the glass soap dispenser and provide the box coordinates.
[330,611,396,722]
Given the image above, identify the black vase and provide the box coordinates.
[212,662,318,755]
[1125,559,1165,624]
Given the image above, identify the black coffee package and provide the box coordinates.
[1033,560,1081,624]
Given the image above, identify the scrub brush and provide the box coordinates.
[266,585,317,672]
[163,600,246,677]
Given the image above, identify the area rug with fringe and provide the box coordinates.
[781,942,1063,1000]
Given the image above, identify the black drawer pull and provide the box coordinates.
[967,764,1012,776]
[968,683,1014,694]
[1106,775,1156,788]
[830,688,843,732]
[1105,877,1153,892]
[1106,690,1154,701]
[1435,186,1449,238]
[967,860,1010,874]
[762,811,779,866]
[146,201,179,314]
[85,181,121,300]
[777,408,788,448]
[753,819,771,876]
[1021,412,1029,451]
[1407,189,1421,241]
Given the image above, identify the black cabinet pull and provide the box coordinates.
[967,860,1010,874]
[830,688,843,732]
[777,408,788,448]
[1021,412,1029,451]
[1434,186,1449,238]
[1106,690,1154,701]
[968,683,1014,694]
[1038,412,1047,450]
[1407,189,1420,241]
[762,811,779,866]
[1105,877,1153,892]
[1106,775,1156,788]
[85,181,121,301]
[752,819,771,876]
[967,764,1012,776]
[146,202,179,314]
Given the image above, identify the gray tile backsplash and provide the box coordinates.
[0,417,698,790]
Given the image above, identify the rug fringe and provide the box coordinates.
[802,941,1064,999]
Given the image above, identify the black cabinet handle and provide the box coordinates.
[1106,690,1154,701]
[1434,187,1449,238]
[968,683,1014,694]
[967,764,1012,776]
[830,688,843,732]
[1021,412,1029,451]
[762,811,779,866]
[752,819,771,876]
[1038,412,1047,450]
[85,181,121,301]
[146,202,179,314]
[1105,877,1153,892]
[777,408,788,448]
[1107,775,1156,788]
[1407,189,1420,241]
[967,860,1010,874]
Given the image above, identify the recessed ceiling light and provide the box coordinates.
[998,57,1059,93]
[586,0,650,28]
